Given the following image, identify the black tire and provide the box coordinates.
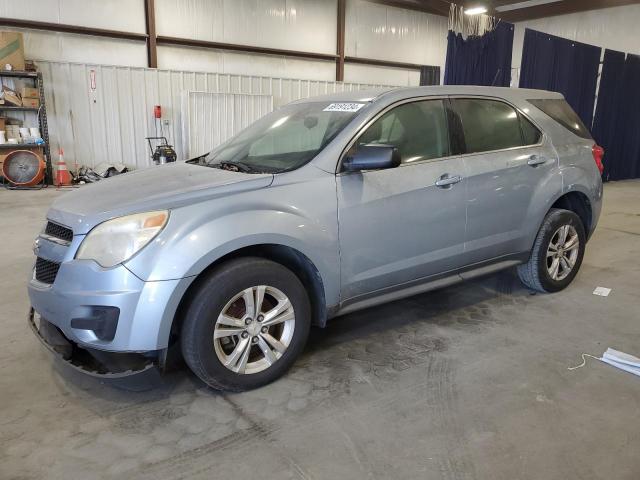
[180,257,311,391]
[518,208,586,293]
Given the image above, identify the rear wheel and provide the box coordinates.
[518,208,586,293]
[181,258,310,391]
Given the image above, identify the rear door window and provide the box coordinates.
[452,98,542,153]
[528,98,592,139]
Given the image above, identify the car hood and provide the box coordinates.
[48,162,274,234]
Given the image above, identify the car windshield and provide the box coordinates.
[204,101,365,173]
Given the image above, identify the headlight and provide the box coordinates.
[76,211,169,268]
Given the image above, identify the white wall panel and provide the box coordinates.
[37,60,387,170]
[156,0,336,54]
[183,92,273,157]
[157,45,225,74]
[344,63,420,86]
[0,0,146,32]
[18,29,147,67]
[221,53,335,81]
[2,0,446,85]
[512,4,640,69]
[345,0,447,72]
[157,45,335,80]
[156,0,224,43]
[0,0,58,23]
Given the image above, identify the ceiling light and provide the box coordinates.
[464,6,488,15]
[495,0,562,12]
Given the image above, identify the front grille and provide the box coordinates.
[45,221,73,243]
[35,257,61,284]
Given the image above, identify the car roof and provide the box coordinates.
[290,85,563,105]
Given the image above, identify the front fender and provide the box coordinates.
[124,184,340,307]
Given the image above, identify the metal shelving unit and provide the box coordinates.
[0,143,42,148]
[0,105,39,111]
[0,70,52,185]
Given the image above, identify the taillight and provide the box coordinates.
[592,144,604,175]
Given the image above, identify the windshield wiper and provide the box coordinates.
[212,161,254,173]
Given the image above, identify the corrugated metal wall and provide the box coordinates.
[3,1,440,85]
[36,60,388,170]
[345,0,447,85]
[183,92,273,158]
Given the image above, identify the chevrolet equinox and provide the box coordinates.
[29,86,604,391]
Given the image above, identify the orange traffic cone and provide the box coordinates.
[55,148,72,187]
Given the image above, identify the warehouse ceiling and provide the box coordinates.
[372,0,640,21]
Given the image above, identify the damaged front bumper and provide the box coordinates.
[28,308,163,390]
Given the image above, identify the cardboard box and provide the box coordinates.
[21,87,39,99]
[5,124,20,140]
[1,85,21,106]
[0,151,9,172]
[22,97,40,108]
[0,117,5,131]
[0,32,25,71]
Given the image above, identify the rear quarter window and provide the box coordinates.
[528,99,592,140]
[520,113,542,145]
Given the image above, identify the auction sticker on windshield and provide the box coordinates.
[323,103,365,112]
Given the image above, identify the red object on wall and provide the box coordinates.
[154,105,162,119]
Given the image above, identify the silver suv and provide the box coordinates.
[28,86,603,391]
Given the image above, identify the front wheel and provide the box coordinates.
[518,208,586,293]
[180,258,311,391]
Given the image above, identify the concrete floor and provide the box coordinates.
[1,181,639,480]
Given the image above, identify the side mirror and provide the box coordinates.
[342,144,401,172]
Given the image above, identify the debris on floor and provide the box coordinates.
[601,348,640,378]
[93,162,128,178]
[569,348,640,378]
[74,163,129,183]
[593,286,612,296]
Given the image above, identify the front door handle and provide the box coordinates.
[435,174,463,188]
[527,155,547,166]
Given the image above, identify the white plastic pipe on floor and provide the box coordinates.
[601,348,640,378]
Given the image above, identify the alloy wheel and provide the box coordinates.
[546,224,580,281]
[213,285,295,374]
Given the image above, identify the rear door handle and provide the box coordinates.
[435,174,463,188]
[527,155,547,166]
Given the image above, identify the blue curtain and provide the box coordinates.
[444,21,514,87]
[592,49,626,181]
[613,54,640,180]
[519,28,601,127]
[592,51,640,181]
